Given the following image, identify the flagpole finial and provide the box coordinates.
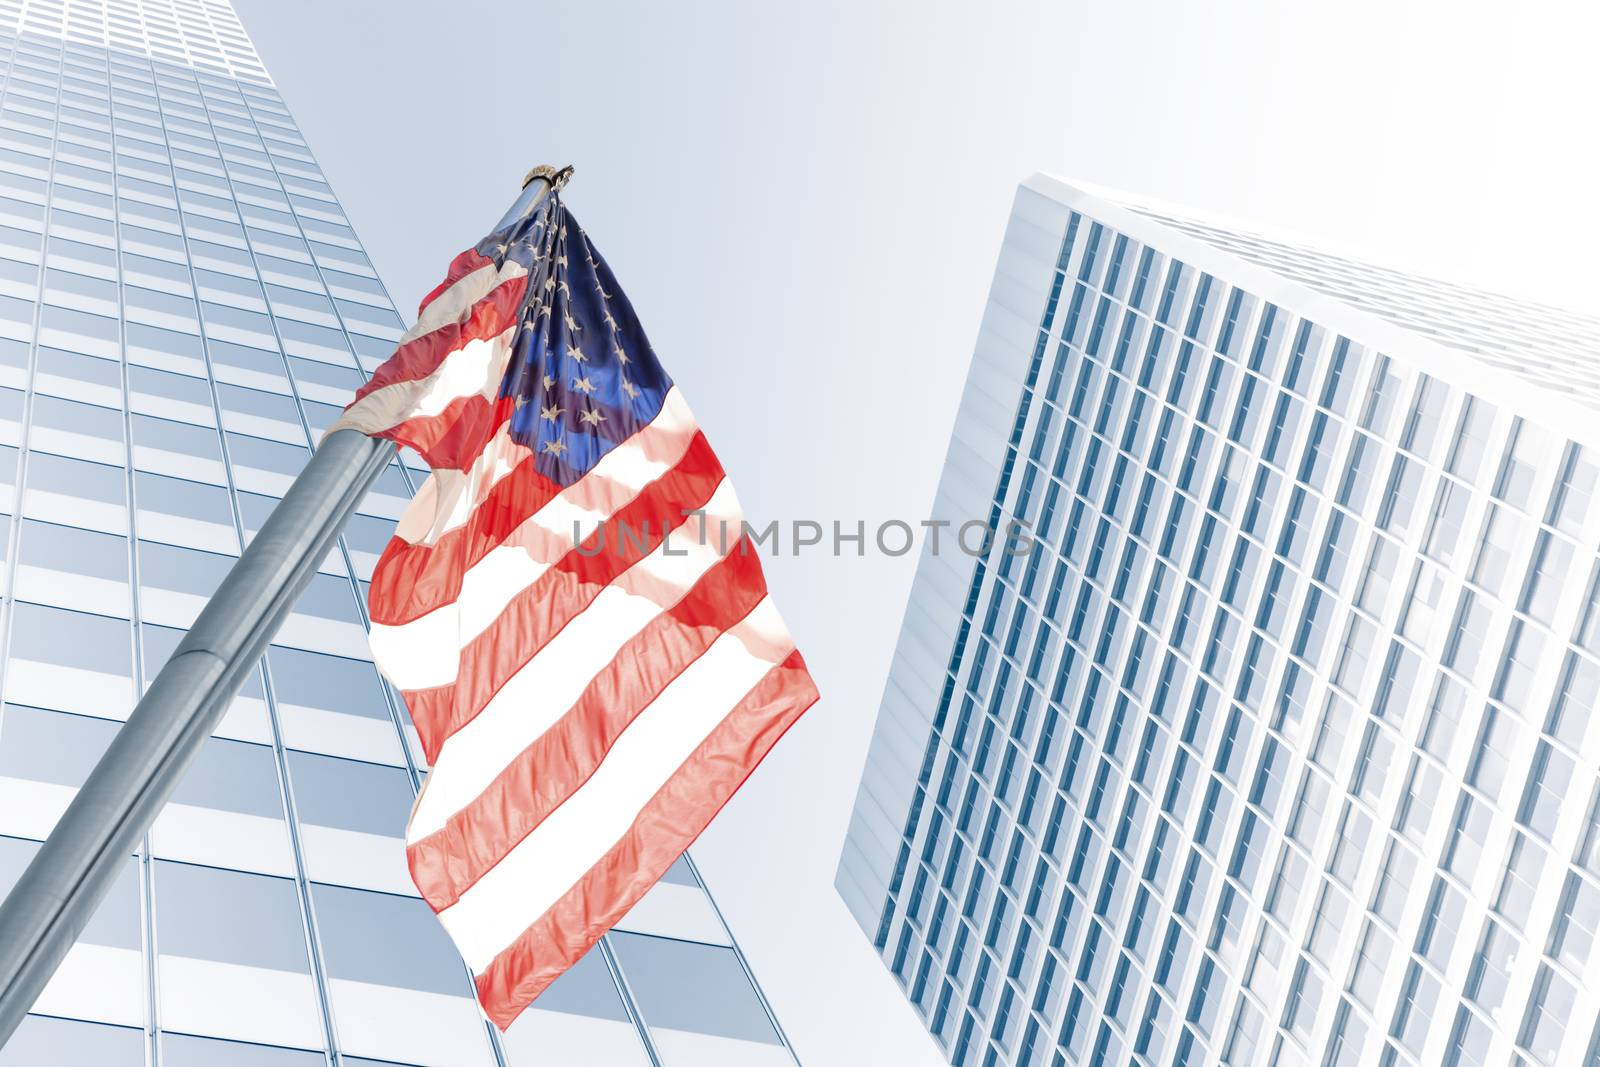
[524,164,574,192]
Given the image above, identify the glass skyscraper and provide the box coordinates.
[0,2,796,1065]
[838,175,1600,1067]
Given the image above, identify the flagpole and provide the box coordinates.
[0,173,556,1047]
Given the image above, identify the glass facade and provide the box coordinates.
[838,176,1600,1066]
[0,3,796,1065]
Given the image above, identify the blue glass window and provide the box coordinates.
[309,883,471,996]
[609,931,779,1044]
[0,1015,142,1066]
[155,861,309,972]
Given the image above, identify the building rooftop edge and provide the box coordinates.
[1,10,274,87]
[1023,172,1600,450]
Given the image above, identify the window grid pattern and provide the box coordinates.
[1122,203,1600,410]
[0,12,796,1067]
[845,202,1600,1067]
[0,0,269,84]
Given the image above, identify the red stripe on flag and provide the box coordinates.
[366,418,701,627]
[367,455,556,624]
[353,275,526,405]
[400,433,725,760]
[418,248,494,317]
[407,543,769,908]
[379,392,515,473]
[472,650,818,1029]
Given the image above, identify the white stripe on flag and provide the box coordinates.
[392,426,531,545]
[436,597,793,973]
[405,478,745,840]
[368,395,703,690]
[404,260,525,345]
[392,387,695,550]
[339,329,513,434]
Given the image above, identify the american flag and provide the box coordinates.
[330,170,819,1028]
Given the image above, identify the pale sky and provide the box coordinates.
[231,2,1600,1063]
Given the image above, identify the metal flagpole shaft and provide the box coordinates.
[0,429,392,1043]
[0,171,557,1048]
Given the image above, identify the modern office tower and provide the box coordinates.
[0,3,795,1066]
[838,174,1600,1067]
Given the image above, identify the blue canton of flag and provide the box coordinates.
[483,174,672,486]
